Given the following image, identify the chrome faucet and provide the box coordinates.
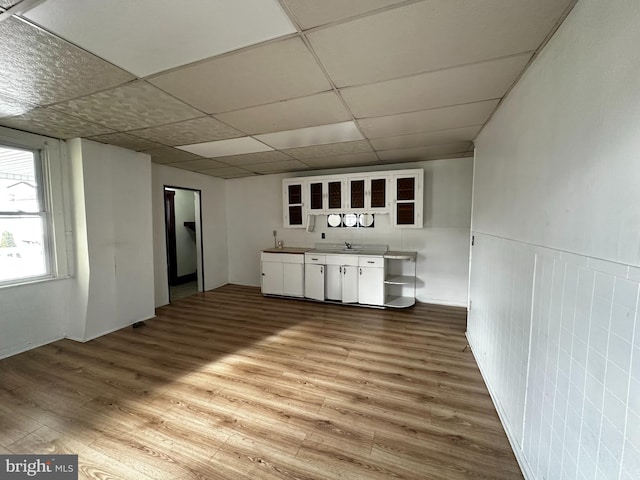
[344,241,352,249]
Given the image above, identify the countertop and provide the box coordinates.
[262,247,313,254]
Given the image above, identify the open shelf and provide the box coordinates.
[385,275,415,285]
[385,295,415,308]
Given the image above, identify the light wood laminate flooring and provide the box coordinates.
[0,284,523,479]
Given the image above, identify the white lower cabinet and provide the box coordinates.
[325,255,358,303]
[304,263,325,300]
[358,256,385,306]
[261,252,304,297]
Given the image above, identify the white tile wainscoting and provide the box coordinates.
[467,233,639,480]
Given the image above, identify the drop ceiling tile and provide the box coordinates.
[341,53,532,118]
[166,159,228,171]
[87,132,164,151]
[255,121,363,149]
[369,126,482,151]
[129,117,244,146]
[54,81,203,131]
[0,17,134,106]
[198,166,253,177]
[141,146,203,165]
[217,151,293,166]
[282,0,406,29]
[377,142,472,162]
[150,37,332,114]
[308,0,573,86]
[283,140,372,159]
[244,160,309,174]
[215,92,351,135]
[302,152,379,169]
[0,107,114,139]
[358,100,499,138]
[0,92,35,118]
[218,172,258,179]
[25,0,296,77]
[0,0,21,7]
[177,137,273,158]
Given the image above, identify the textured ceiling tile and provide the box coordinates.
[53,81,203,131]
[129,117,244,146]
[358,100,499,138]
[308,0,573,86]
[24,0,296,77]
[369,126,482,151]
[0,17,134,106]
[341,53,532,118]
[0,107,114,139]
[282,140,372,159]
[216,151,293,166]
[141,146,203,164]
[198,166,252,177]
[376,142,472,162]
[166,159,228,171]
[282,0,406,29]
[149,37,332,114]
[0,92,36,118]
[218,172,258,179]
[243,159,309,174]
[0,0,21,7]
[86,132,163,151]
[215,92,351,134]
[302,152,380,169]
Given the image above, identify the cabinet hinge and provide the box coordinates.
[471,235,475,246]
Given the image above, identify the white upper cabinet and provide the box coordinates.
[283,178,305,228]
[346,174,390,213]
[282,168,423,229]
[307,178,345,214]
[391,169,423,228]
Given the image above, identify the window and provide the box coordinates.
[0,144,52,285]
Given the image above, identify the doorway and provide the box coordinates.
[164,186,204,301]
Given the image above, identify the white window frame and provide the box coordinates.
[0,127,70,287]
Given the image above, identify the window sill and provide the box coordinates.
[0,275,71,290]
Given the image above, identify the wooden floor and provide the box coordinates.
[0,285,523,480]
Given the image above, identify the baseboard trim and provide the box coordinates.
[0,335,64,360]
[466,332,535,480]
[69,314,157,343]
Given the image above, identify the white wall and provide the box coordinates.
[0,128,73,359]
[226,157,473,306]
[68,139,155,341]
[468,1,640,479]
[152,164,228,307]
[173,189,197,277]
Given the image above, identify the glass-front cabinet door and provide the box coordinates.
[282,179,305,228]
[392,170,423,228]
[307,178,344,213]
[347,175,390,212]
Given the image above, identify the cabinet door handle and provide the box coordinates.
[360,268,362,275]
[339,266,342,273]
[311,257,318,261]
[320,266,323,274]
[367,261,375,264]
[343,267,346,275]
[261,273,265,276]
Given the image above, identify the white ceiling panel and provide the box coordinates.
[377,142,472,162]
[150,37,331,114]
[341,53,532,118]
[358,100,499,138]
[255,121,363,149]
[24,0,296,77]
[217,151,294,166]
[243,160,309,174]
[369,126,482,151]
[177,137,273,158]
[302,152,380,169]
[215,92,351,134]
[308,0,574,87]
[282,0,406,29]
[166,159,228,171]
